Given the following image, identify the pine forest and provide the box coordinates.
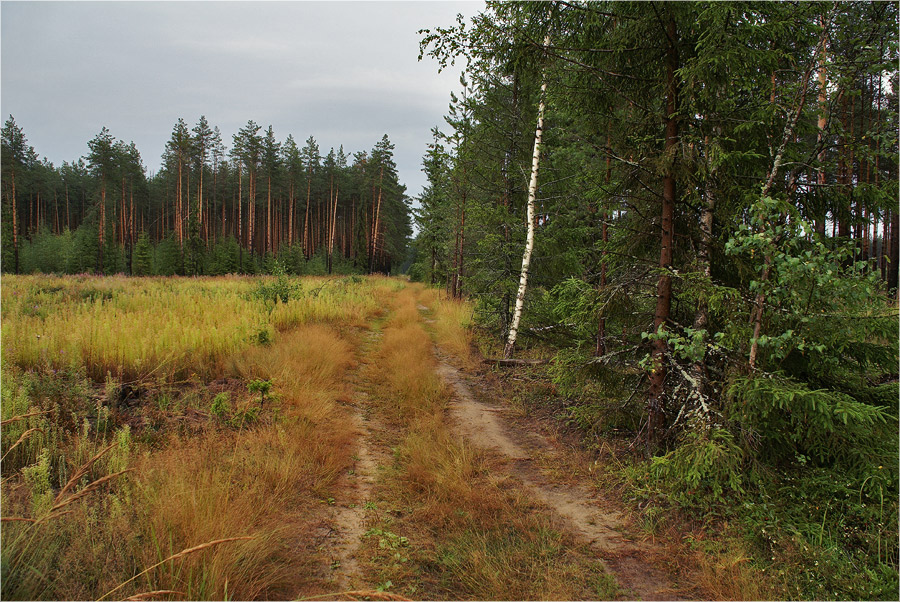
[2,2,898,601]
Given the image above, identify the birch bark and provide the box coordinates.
[504,35,550,359]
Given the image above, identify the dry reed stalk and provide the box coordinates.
[303,591,412,601]
[35,509,75,524]
[1,427,44,462]
[124,590,184,601]
[2,510,74,525]
[1,410,49,426]
[54,442,116,503]
[98,536,255,601]
[50,469,134,513]
[344,590,412,601]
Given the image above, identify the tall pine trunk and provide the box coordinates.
[303,166,312,259]
[329,180,339,273]
[646,18,679,448]
[596,127,612,357]
[11,168,18,273]
[237,164,243,268]
[815,16,828,236]
[97,181,106,274]
[890,211,899,292]
[288,180,294,247]
[369,167,384,274]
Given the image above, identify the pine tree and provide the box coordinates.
[86,127,116,274]
[164,119,192,255]
[192,116,213,245]
[262,125,281,256]
[132,231,152,276]
[1,116,31,273]
[300,136,320,259]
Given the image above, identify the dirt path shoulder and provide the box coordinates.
[436,355,682,601]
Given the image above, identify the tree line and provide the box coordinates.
[411,0,898,485]
[1,117,411,276]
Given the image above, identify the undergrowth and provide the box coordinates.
[492,345,899,600]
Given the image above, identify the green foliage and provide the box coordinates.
[210,392,231,420]
[1,215,15,272]
[302,251,327,276]
[415,3,898,597]
[20,227,73,274]
[726,197,897,375]
[740,466,899,600]
[6,109,412,279]
[153,236,181,276]
[131,231,153,276]
[247,379,272,405]
[22,448,53,515]
[547,347,592,398]
[65,222,100,274]
[254,327,271,346]
[184,211,204,276]
[278,242,306,275]
[728,375,896,472]
[249,261,301,313]
[228,405,259,428]
[102,227,125,275]
[1,365,93,477]
[547,278,601,345]
[365,527,410,551]
[651,426,746,503]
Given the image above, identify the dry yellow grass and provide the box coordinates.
[1,275,378,600]
[363,286,448,426]
[1,274,391,382]
[359,284,617,600]
[127,323,360,599]
[417,287,475,368]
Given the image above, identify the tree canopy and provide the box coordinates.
[412,0,898,524]
[2,116,410,276]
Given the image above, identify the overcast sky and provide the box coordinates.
[1,0,478,199]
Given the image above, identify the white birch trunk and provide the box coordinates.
[504,36,549,359]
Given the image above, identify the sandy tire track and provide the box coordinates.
[314,330,390,594]
[435,357,679,600]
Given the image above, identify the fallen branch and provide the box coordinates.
[483,358,549,367]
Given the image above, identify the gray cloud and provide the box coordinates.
[1,0,477,198]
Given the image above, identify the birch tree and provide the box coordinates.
[504,35,550,359]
